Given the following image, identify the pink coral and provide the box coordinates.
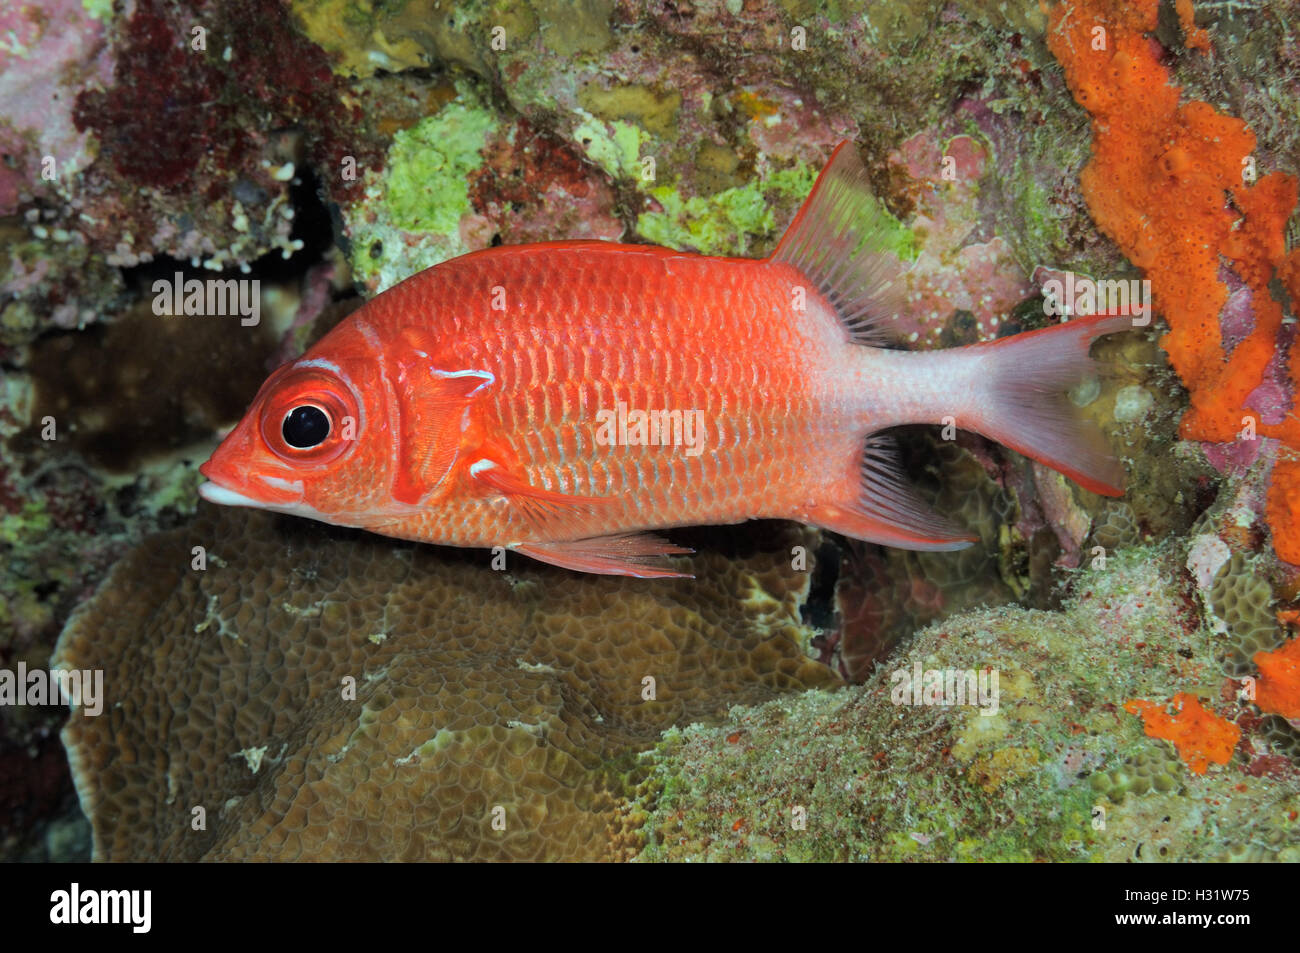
[0,0,112,213]
[884,131,1036,347]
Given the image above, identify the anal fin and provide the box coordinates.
[514,534,695,579]
[807,434,976,551]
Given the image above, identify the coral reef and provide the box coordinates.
[0,0,121,340]
[54,508,835,861]
[0,264,353,860]
[60,522,1300,862]
[68,0,377,264]
[287,0,1162,333]
[632,545,1300,861]
[0,0,419,354]
[1209,552,1285,677]
[1089,746,1184,804]
[0,0,110,216]
[4,0,1299,863]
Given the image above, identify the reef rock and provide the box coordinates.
[633,543,1300,861]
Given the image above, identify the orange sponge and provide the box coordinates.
[1124,694,1241,775]
[1267,459,1300,564]
[1048,0,1300,561]
[1253,637,1300,720]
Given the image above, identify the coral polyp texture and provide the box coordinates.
[633,546,1300,862]
[54,509,836,861]
[1209,552,1285,677]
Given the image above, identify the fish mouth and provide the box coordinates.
[197,461,307,509]
[197,481,266,508]
[198,476,325,522]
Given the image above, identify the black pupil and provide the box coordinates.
[282,406,330,449]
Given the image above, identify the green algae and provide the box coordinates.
[637,162,921,259]
[636,164,827,257]
[385,104,497,233]
[638,184,774,257]
[80,0,115,23]
[1,501,52,549]
[346,93,498,291]
[569,115,824,256]
[997,135,1104,276]
[572,118,645,181]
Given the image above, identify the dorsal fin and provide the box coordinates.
[770,141,908,345]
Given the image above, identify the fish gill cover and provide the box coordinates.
[0,0,1296,867]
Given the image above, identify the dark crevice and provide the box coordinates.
[118,161,336,298]
[801,539,841,631]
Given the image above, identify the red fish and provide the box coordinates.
[199,142,1129,578]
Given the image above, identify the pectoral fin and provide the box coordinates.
[514,534,694,579]
[469,459,614,539]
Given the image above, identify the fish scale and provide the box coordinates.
[200,142,1130,577]
[355,246,835,545]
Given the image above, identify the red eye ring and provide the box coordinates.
[258,366,359,465]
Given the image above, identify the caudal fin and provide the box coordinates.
[970,313,1130,496]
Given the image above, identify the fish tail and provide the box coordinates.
[769,142,1129,551]
[966,312,1130,496]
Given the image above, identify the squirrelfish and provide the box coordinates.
[199,143,1129,577]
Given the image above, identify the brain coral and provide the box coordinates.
[1210,552,1283,677]
[54,508,837,861]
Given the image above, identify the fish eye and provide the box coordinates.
[282,405,331,449]
[258,364,358,465]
